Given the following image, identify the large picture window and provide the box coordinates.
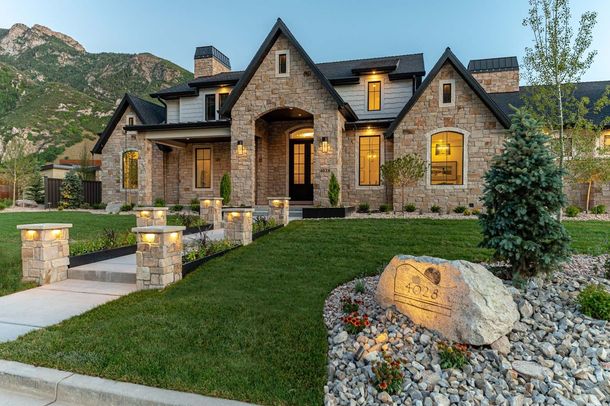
[205,94,216,121]
[122,150,139,189]
[430,132,464,185]
[195,147,212,189]
[359,135,381,186]
[367,81,381,111]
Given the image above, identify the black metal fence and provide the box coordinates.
[44,177,102,208]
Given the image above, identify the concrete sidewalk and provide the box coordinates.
[0,360,256,406]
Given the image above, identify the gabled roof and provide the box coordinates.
[468,56,519,73]
[385,48,511,137]
[218,18,358,121]
[92,94,165,154]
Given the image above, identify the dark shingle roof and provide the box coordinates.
[194,45,231,69]
[468,57,519,73]
[188,71,244,87]
[150,82,197,98]
[317,54,425,80]
[489,80,610,126]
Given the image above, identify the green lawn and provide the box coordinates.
[0,212,136,296]
[0,218,607,405]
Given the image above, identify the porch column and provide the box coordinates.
[17,223,72,285]
[267,197,290,226]
[134,207,168,227]
[223,207,253,245]
[230,120,256,206]
[313,111,345,206]
[138,137,154,205]
[200,198,223,229]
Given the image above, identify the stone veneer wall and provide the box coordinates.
[341,129,393,208]
[471,70,519,93]
[230,33,344,206]
[194,57,230,78]
[393,63,507,212]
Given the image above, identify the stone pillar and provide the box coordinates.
[17,223,72,285]
[132,225,185,290]
[223,207,253,245]
[230,120,256,206]
[313,111,345,206]
[267,197,290,225]
[134,207,168,227]
[199,198,223,229]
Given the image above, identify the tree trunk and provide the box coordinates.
[401,185,405,213]
[12,171,17,207]
[557,82,565,223]
[586,180,593,213]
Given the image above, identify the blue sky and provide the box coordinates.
[2,0,609,83]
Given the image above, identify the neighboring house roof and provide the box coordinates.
[468,56,519,72]
[92,94,165,154]
[490,80,610,127]
[385,48,512,137]
[216,18,358,122]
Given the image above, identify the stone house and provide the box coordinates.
[92,18,610,210]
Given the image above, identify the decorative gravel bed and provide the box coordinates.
[324,255,610,405]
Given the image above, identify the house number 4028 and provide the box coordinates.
[404,283,439,300]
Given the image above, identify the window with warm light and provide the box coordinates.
[430,132,463,185]
[368,81,381,111]
[122,150,139,189]
[359,136,381,186]
[195,147,212,188]
[604,133,610,147]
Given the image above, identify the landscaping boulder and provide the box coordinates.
[16,199,38,208]
[105,201,122,214]
[376,255,519,345]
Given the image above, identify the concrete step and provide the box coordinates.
[68,254,136,284]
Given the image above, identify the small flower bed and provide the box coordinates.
[182,238,237,264]
[341,312,370,334]
[371,352,404,395]
[70,228,136,256]
[253,216,277,234]
[340,296,363,313]
[438,342,470,369]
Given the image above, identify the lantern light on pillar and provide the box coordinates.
[236,140,245,155]
[321,136,329,153]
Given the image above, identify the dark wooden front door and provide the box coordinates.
[289,139,313,201]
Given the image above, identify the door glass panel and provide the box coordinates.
[293,144,305,185]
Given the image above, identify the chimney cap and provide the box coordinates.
[468,56,518,73]
[194,45,231,69]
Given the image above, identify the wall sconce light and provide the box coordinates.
[142,233,157,243]
[236,140,245,155]
[169,232,179,242]
[140,210,150,218]
[202,199,211,208]
[154,210,164,219]
[26,230,38,240]
[435,143,451,156]
[51,229,62,239]
[321,136,329,153]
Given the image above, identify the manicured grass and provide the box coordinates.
[0,211,136,296]
[0,219,607,405]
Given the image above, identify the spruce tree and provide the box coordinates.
[220,173,231,205]
[25,173,45,204]
[480,109,570,278]
[60,169,83,209]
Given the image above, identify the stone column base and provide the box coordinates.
[200,198,223,229]
[17,223,72,285]
[223,207,254,245]
[134,207,168,227]
[267,197,290,226]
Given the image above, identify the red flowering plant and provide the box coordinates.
[437,341,470,369]
[371,352,404,395]
[340,295,363,314]
[341,312,370,334]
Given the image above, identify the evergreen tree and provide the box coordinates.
[328,172,340,207]
[480,109,570,278]
[25,173,45,204]
[220,173,231,205]
[60,169,83,209]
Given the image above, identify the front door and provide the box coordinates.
[289,139,313,201]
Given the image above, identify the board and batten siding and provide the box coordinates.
[166,100,179,123]
[179,94,204,122]
[333,74,413,119]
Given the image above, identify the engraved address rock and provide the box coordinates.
[376,255,519,345]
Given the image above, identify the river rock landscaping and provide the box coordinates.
[324,255,610,406]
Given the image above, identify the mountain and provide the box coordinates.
[0,23,192,162]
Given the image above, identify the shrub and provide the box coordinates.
[463,209,472,216]
[220,173,231,205]
[357,203,370,213]
[174,213,203,228]
[70,229,136,256]
[578,284,610,320]
[170,204,184,212]
[153,198,166,207]
[354,279,366,294]
[190,204,200,213]
[92,202,107,210]
[438,342,469,369]
[471,208,481,215]
[453,206,467,214]
[0,201,7,211]
[480,109,570,278]
[80,202,91,210]
[25,173,45,204]
[190,198,199,205]
[253,216,277,233]
[604,257,610,280]
[403,203,416,212]
[340,296,362,314]
[120,203,134,212]
[591,204,607,214]
[60,169,83,209]
[379,204,391,213]
[182,238,236,263]
[431,205,441,214]
[371,352,404,395]
[565,205,581,217]
[341,312,370,334]
[328,172,340,207]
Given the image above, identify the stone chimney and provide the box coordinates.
[468,57,519,93]
[194,46,231,78]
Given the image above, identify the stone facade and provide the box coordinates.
[200,197,223,229]
[471,70,519,93]
[194,57,230,78]
[267,197,290,225]
[393,62,506,212]
[230,33,344,206]
[134,207,167,227]
[17,223,72,285]
[133,225,185,290]
[223,208,253,245]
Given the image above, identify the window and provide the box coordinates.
[430,132,463,185]
[127,116,134,126]
[275,50,289,77]
[439,80,455,106]
[368,81,381,111]
[359,136,381,186]
[205,94,216,121]
[219,93,229,110]
[442,83,452,104]
[122,150,139,189]
[604,133,610,147]
[195,148,212,189]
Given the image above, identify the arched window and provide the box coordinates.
[430,132,464,185]
[122,150,139,189]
